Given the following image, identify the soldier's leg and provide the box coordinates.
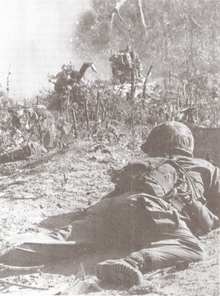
[65,197,113,248]
[2,198,113,264]
[96,219,204,287]
[6,192,157,248]
[7,197,113,245]
[66,191,154,250]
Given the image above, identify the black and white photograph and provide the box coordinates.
[0,0,219,295]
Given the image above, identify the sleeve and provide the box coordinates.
[204,165,220,218]
[185,200,219,234]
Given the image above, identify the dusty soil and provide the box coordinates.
[0,139,219,295]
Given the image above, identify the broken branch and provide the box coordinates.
[0,278,48,291]
[143,64,153,99]
[0,243,23,257]
[22,148,66,169]
[0,181,26,191]
[0,263,44,271]
[110,0,129,30]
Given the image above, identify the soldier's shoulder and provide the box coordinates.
[178,156,219,170]
[128,157,165,166]
[192,157,216,166]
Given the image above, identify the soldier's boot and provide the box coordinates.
[95,259,143,288]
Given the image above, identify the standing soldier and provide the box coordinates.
[109,46,143,83]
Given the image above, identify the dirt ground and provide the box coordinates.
[0,139,219,295]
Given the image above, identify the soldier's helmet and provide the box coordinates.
[141,121,194,157]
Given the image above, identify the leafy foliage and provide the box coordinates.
[45,57,220,150]
[75,0,220,91]
[0,0,219,154]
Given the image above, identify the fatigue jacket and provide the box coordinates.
[110,156,220,235]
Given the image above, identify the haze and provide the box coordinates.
[0,0,92,99]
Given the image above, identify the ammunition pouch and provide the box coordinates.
[168,195,186,212]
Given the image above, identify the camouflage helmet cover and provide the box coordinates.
[141,121,194,157]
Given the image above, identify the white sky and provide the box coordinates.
[0,0,91,99]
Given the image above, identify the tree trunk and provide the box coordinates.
[137,0,147,36]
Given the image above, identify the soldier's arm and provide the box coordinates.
[204,165,220,219]
[185,163,220,234]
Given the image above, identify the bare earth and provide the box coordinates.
[0,140,219,295]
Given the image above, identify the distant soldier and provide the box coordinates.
[109,46,143,83]
[53,65,71,95]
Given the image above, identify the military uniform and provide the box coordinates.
[3,122,220,288]
[94,122,220,287]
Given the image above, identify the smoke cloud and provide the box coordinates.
[0,0,92,99]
